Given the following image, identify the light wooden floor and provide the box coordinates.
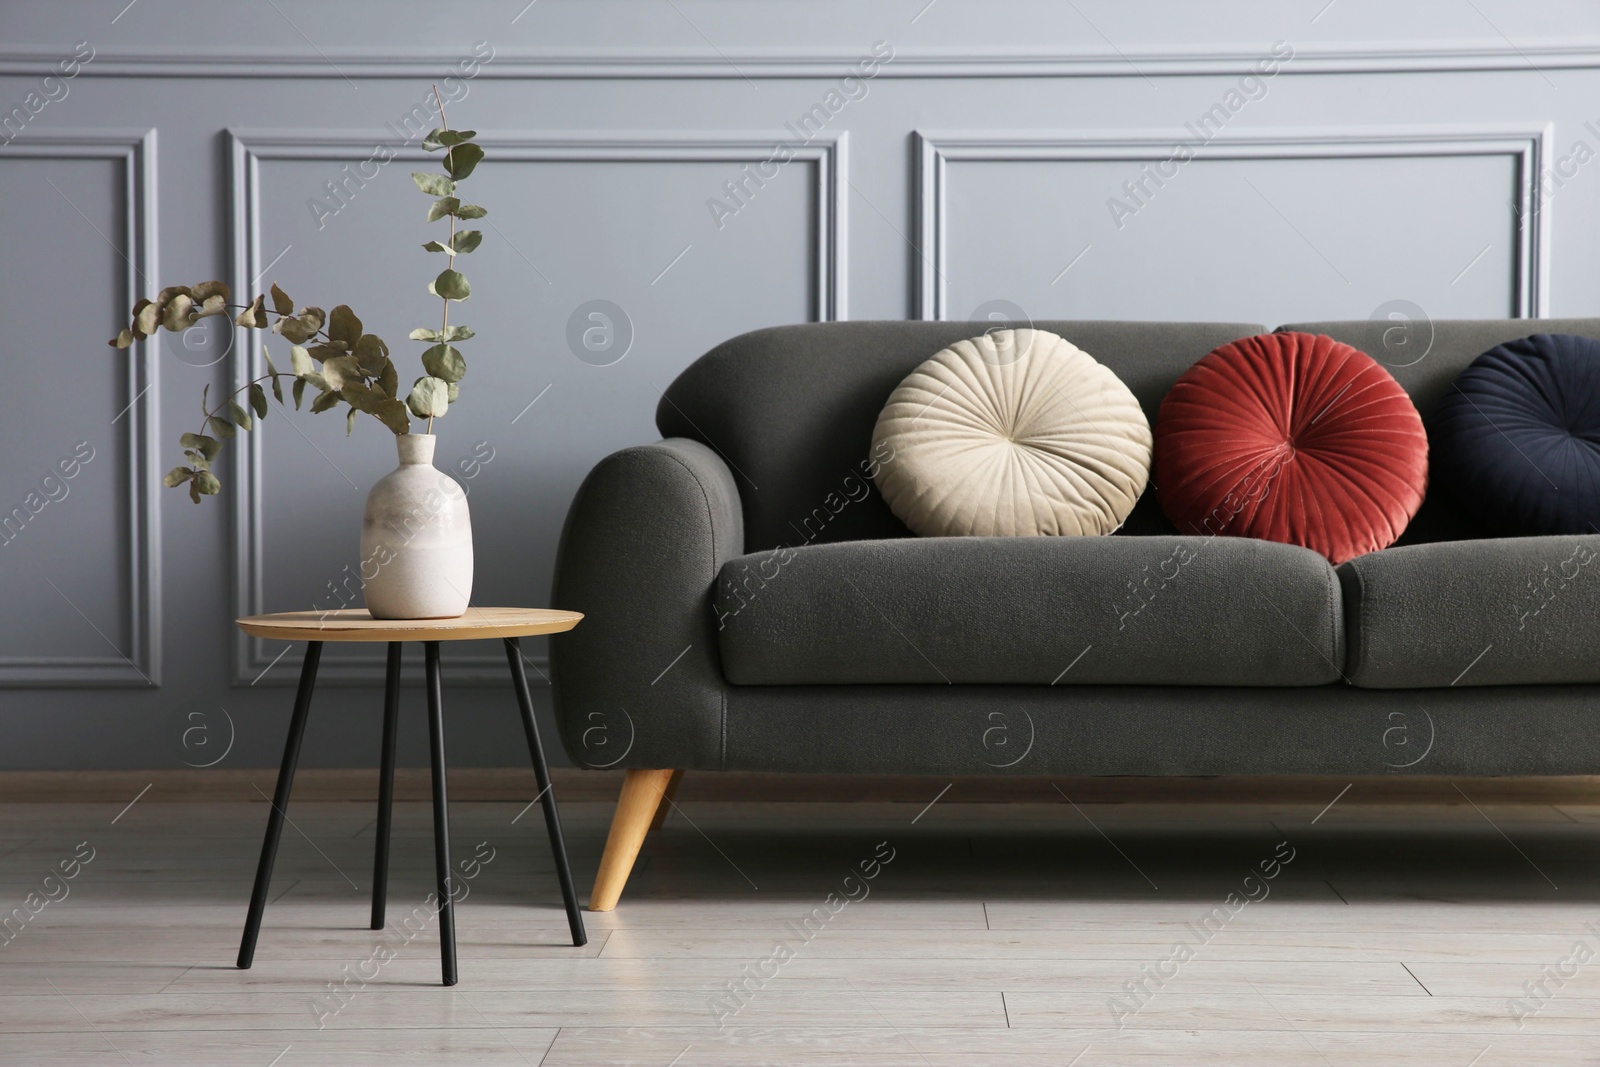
[6,785,1600,1064]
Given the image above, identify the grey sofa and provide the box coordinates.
[552,318,1600,910]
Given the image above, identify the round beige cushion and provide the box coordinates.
[871,329,1152,537]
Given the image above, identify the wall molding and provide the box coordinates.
[8,41,1600,79]
[227,128,846,685]
[0,129,161,687]
[915,125,1553,321]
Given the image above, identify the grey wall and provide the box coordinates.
[2,0,1599,770]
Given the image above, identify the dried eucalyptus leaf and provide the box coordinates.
[421,240,450,253]
[179,432,221,461]
[454,203,487,219]
[427,197,460,223]
[249,383,268,419]
[162,466,194,488]
[310,388,342,414]
[278,315,318,344]
[270,283,293,316]
[234,294,266,329]
[444,325,474,341]
[137,300,164,336]
[110,328,135,348]
[289,344,314,377]
[423,128,477,150]
[292,377,307,409]
[429,269,470,301]
[421,343,466,383]
[321,354,362,391]
[343,382,412,432]
[451,229,483,254]
[128,298,154,338]
[411,172,455,197]
[373,398,410,435]
[406,376,449,419]
[162,293,195,331]
[410,327,442,342]
[329,305,362,347]
[229,399,253,430]
[445,142,484,181]
[191,280,231,303]
[341,380,383,410]
[194,470,221,495]
[354,333,389,373]
[207,415,235,440]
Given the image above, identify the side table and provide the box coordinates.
[233,607,587,986]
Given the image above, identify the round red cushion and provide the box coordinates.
[1153,332,1428,564]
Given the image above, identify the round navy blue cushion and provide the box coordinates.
[1433,333,1600,536]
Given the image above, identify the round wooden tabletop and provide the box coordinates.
[235,607,583,643]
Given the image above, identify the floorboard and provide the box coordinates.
[3,791,1597,1063]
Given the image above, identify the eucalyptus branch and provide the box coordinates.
[430,83,454,434]
[106,97,486,503]
[193,372,291,430]
[405,91,484,431]
[192,372,388,437]
[220,302,341,349]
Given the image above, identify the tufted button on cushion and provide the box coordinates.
[1153,331,1428,565]
[870,328,1152,537]
[1432,333,1600,536]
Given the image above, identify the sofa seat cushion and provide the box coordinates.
[1339,535,1600,687]
[715,536,1344,686]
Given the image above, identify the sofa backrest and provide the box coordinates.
[658,318,1600,554]
[658,320,1261,551]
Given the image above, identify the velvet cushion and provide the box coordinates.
[1153,331,1428,565]
[1432,333,1600,536]
[871,328,1151,537]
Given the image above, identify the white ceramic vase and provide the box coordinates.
[361,434,473,619]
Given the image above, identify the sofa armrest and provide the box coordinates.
[550,437,743,770]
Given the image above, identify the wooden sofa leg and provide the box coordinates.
[589,768,675,912]
[649,770,685,832]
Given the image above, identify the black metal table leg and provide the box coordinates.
[371,642,402,931]
[237,641,323,969]
[424,641,458,986]
[504,636,588,947]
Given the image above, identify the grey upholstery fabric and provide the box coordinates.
[721,683,1600,776]
[549,438,740,769]
[715,535,1344,686]
[550,318,1600,779]
[1339,535,1600,687]
[658,321,1263,551]
[1282,319,1600,545]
